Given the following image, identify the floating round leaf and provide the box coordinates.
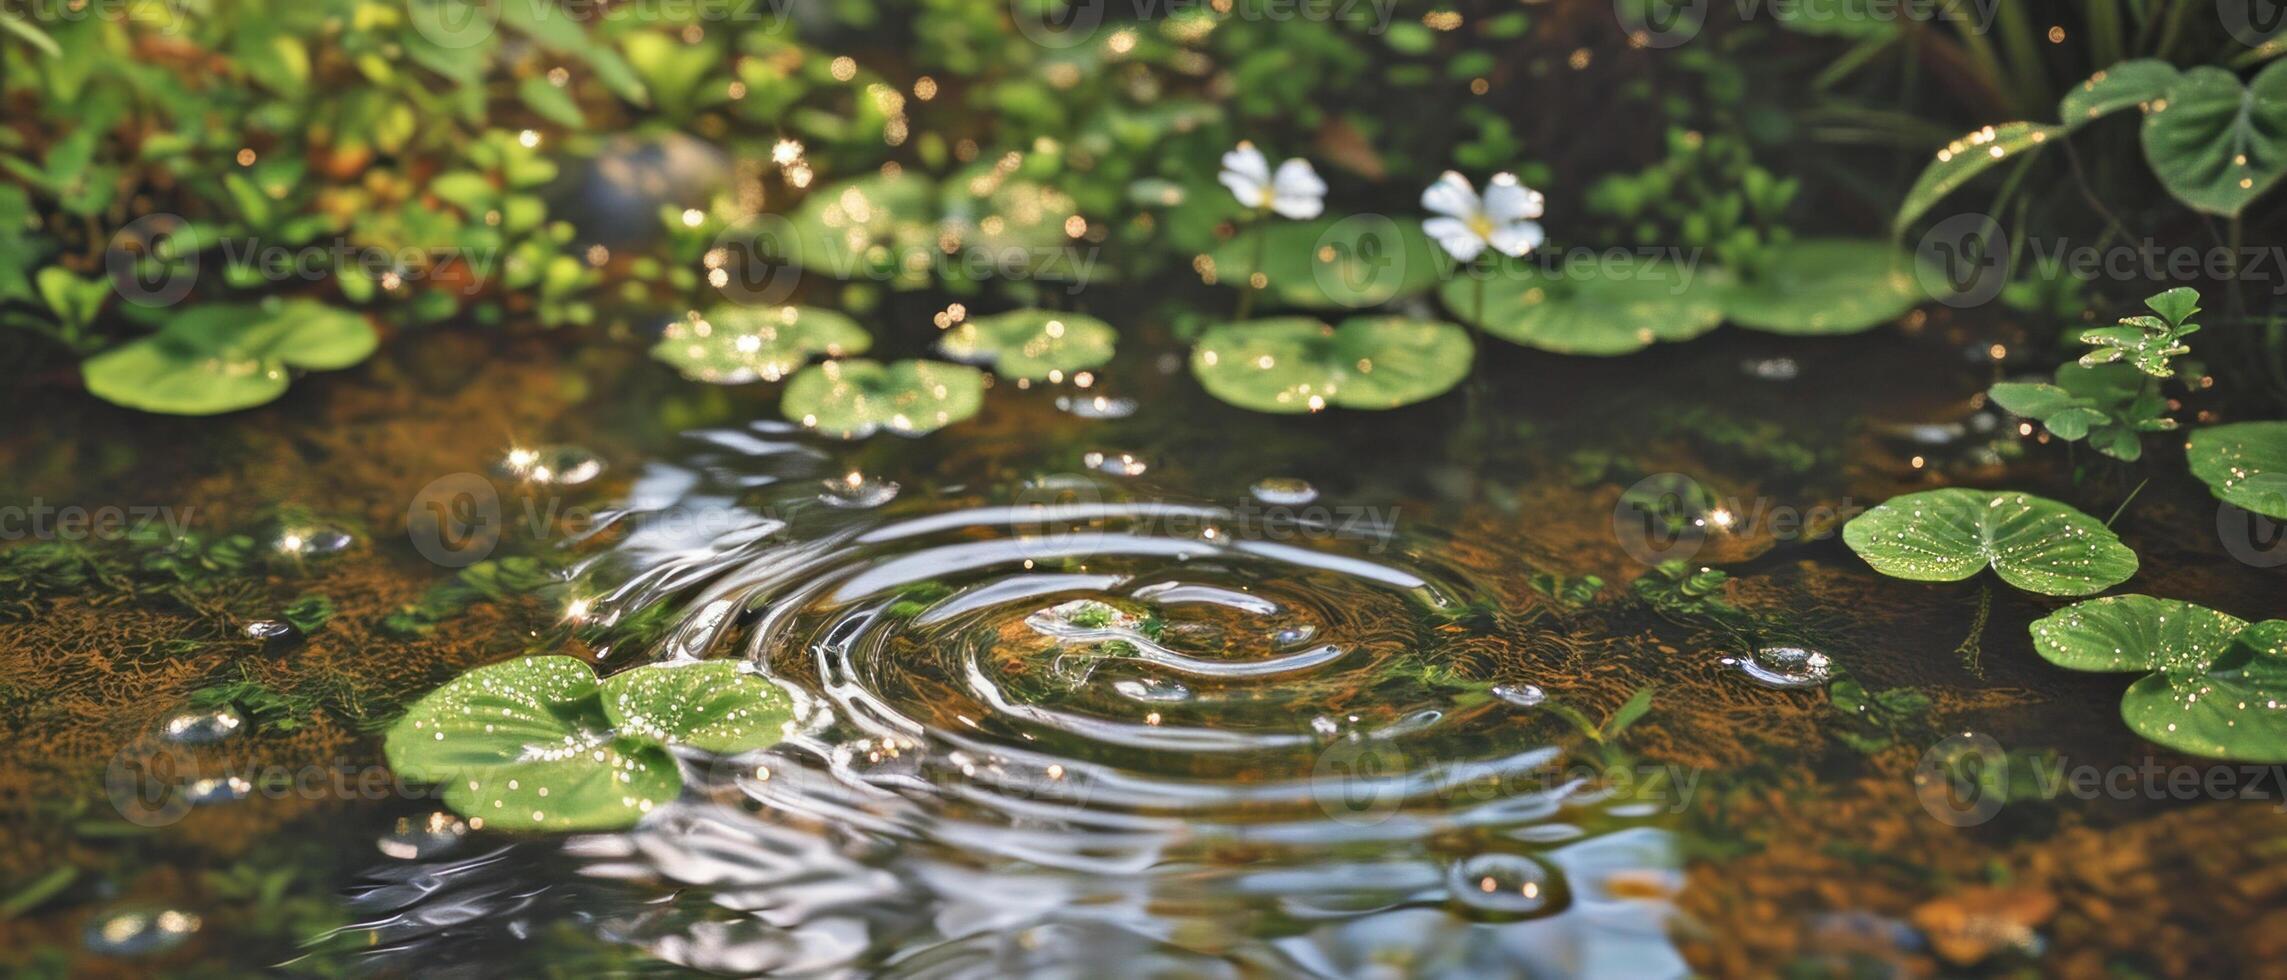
[1719,239,1930,335]
[781,358,986,438]
[1208,215,1449,310]
[1437,256,1730,356]
[2032,597,2287,762]
[2189,421,2287,520]
[940,166,1090,280]
[939,309,1116,380]
[1841,488,2138,596]
[2140,62,2287,217]
[82,299,378,415]
[1189,315,1472,413]
[599,660,795,755]
[782,172,939,288]
[2030,594,2244,674]
[650,306,871,384]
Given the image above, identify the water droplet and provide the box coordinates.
[817,472,900,508]
[1446,853,1557,914]
[84,906,201,957]
[160,707,243,745]
[1113,677,1191,703]
[241,619,298,643]
[1056,393,1138,419]
[1272,624,1318,648]
[378,811,470,860]
[1491,684,1547,708]
[1082,450,1148,477]
[1739,356,1799,381]
[499,445,604,486]
[184,775,253,805]
[1250,477,1319,506]
[275,524,354,558]
[1310,715,1342,739]
[1728,646,1834,689]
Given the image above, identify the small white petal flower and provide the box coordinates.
[1420,170,1545,261]
[1221,142,1325,219]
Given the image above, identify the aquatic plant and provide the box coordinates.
[79,300,377,415]
[2031,596,2287,762]
[1712,239,1932,335]
[384,657,795,831]
[780,358,986,438]
[2188,421,2287,519]
[1205,216,1449,311]
[1218,143,1326,220]
[1437,255,1729,357]
[649,306,870,384]
[1841,489,2138,596]
[1989,288,2199,461]
[2076,286,2202,378]
[936,309,1116,381]
[1188,316,1471,413]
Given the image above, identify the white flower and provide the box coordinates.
[1220,142,1326,219]
[1420,171,1544,263]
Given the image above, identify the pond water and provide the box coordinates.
[6,302,2285,976]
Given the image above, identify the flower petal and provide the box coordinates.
[1423,216,1485,263]
[1420,171,1480,220]
[1272,158,1326,199]
[1482,173,1545,222]
[1271,194,1324,219]
[1221,143,1271,187]
[1221,170,1269,208]
[1488,219,1544,258]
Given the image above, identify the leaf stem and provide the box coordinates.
[2107,475,2151,527]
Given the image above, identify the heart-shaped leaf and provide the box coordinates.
[938,309,1116,380]
[781,358,986,438]
[1436,256,1731,356]
[1208,216,1450,310]
[650,305,870,384]
[1719,239,1929,335]
[599,660,796,756]
[1841,488,2138,595]
[2058,59,2180,127]
[2189,421,2287,519]
[2032,597,2287,761]
[82,299,377,415]
[2140,62,2287,216]
[1189,315,1471,413]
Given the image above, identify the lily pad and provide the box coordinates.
[939,309,1115,380]
[1841,488,2138,596]
[940,167,1088,278]
[81,299,377,415]
[1719,239,1929,335]
[2032,596,2287,761]
[1208,215,1449,310]
[781,358,986,438]
[1437,256,1731,356]
[2141,62,2287,217]
[650,305,871,384]
[782,171,940,289]
[1189,315,1471,413]
[2189,421,2287,519]
[384,657,795,831]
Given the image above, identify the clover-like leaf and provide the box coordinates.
[1436,256,1731,356]
[2032,597,2287,762]
[1189,315,1471,413]
[2189,421,2287,520]
[2140,62,2287,217]
[1989,363,2171,461]
[599,660,796,756]
[781,358,986,438]
[1208,216,1449,310]
[938,309,1115,380]
[1719,239,1929,335]
[1841,488,2138,596]
[82,299,377,415]
[650,305,870,384]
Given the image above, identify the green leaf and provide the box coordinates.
[1892,123,2060,235]
[1209,216,1450,311]
[81,300,378,415]
[1436,256,1731,356]
[598,660,794,755]
[2140,62,2287,217]
[2143,285,2201,326]
[782,172,940,289]
[780,358,986,438]
[1189,315,1472,413]
[2059,60,2179,126]
[1,10,61,58]
[2189,421,2287,519]
[1841,488,2138,596]
[518,76,583,127]
[938,309,1116,380]
[1985,382,2081,420]
[2031,597,2287,762]
[650,305,870,384]
[939,168,1089,279]
[1719,239,1929,335]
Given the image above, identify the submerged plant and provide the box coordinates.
[384,657,795,831]
[2031,596,2287,762]
[1841,489,2138,596]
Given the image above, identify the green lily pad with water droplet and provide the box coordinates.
[939,309,1115,380]
[384,656,796,831]
[1208,216,1450,310]
[781,358,986,438]
[1841,488,2138,596]
[649,305,871,384]
[1719,239,1931,335]
[2189,421,2287,519]
[2032,596,2287,761]
[81,299,377,415]
[782,171,940,289]
[939,167,1091,280]
[1189,315,1472,414]
[1437,256,1731,356]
